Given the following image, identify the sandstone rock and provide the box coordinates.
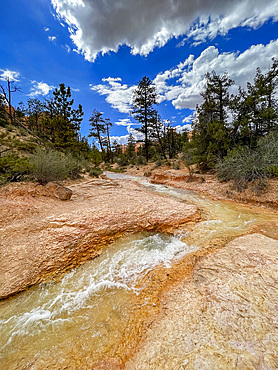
[45,182,73,200]
[126,234,278,369]
[0,179,199,299]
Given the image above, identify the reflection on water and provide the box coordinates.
[1,172,277,369]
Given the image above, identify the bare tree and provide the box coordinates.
[0,76,20,123]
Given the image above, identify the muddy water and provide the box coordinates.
[1,174,277,369]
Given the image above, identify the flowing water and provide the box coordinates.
[1,174,277,369]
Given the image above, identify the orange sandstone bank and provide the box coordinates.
[0,178,200,299]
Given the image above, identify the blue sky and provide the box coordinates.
[1,0,278,144]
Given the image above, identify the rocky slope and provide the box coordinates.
[0,178,199,299]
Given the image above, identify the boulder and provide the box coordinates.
[45,182,73,200]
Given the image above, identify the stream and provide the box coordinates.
[0,174,277,369]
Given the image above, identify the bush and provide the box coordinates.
[135,155,147,166]
[89,167,102,177]
[216,131,278,193]
[64,153,82,179]
[0,153,31,184]
[216,147,267,192]
[172,161,181,170]
[30,148,82,184]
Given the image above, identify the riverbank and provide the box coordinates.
[1,174,278,369]
[126,233,278,369]
[124,164,278,209]
[0,177,199,299]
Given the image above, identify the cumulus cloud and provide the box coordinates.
[0,69,20,82]
[91,40,278,116]
[156,39,278,110]
[90,77,136,113]
[51,0,278,61]
[110,126,144,145]
[29,81,54,97]
[174,124,192,133]
[44,27,50,32]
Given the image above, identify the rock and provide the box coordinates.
[0,178,199,299]
[126,234,278,369]
[45,182,73,200]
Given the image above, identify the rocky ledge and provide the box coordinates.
[126,233,278,369]
[0,178,200,299]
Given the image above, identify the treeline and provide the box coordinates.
[0,58,277,190]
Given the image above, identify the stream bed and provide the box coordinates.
[1,174,277,369]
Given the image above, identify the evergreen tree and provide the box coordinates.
[192,71,234,167]
[104,118,113,162]
[127,133,136,158]
[44,83,83,149]
[88,110,106,156]
[132,76,158,162]
[150,112,167,159]
[230,59,278,147]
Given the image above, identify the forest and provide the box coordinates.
[0,59,277,191]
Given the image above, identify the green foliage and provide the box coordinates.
[30,148,81,184]
[89,167,102,177]
[0,154,31,184]
[132,76,158,161]
[11,139,37,153]
[216,131,278,192]
[64,153,82,179]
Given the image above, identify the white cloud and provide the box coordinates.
[115,118,133,126]
[110,135,130,145]
[0,69,20,82]
[90,78,136,113]
[156,39,278,110]
[29,81,54,97]
[174,124,192,133]
[182,114,194,123]
[110,127,144,145]
[48,36,57,42]
[51,0,278,61]
[91,40,278,115]
[44,27,50,32]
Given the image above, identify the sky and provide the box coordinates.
[1,0,278,144]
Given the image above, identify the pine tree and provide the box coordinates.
[44,83,83,150]
[88,110,106,156]
[132,76,158,162]
[192,71,234,167]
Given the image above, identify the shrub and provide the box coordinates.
[30,148,82,184]
[30,149,67,184]
[172,161,181,170]
[89,167,102,177]
[216,131,278,193]
[0,153,31,184]
[135,155,147,166]
[64,153,82,179]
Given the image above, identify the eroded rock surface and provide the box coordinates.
[0,178,199,299]
[126,234,278,369]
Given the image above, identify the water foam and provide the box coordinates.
[0,233,194,350]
